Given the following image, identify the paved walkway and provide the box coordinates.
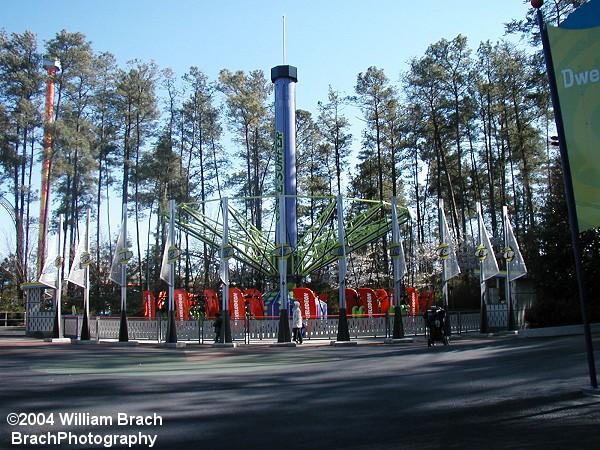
[0,328,599,449]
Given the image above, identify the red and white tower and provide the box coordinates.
[37,57,61,276]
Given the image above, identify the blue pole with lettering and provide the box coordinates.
[272,65,297,343]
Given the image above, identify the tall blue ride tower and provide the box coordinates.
[271,64,298,342]
[271,64,298,250]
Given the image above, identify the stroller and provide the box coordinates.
[424,306,449,346]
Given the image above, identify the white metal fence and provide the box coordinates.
[59,310,489,342]
[0,311,25,326]
[22,283,516,340]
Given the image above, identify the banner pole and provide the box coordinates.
[477,203,488,334]
[118,203,128,342]
[166,200,177,344]
[391,196,405,339]
[535,4,597,390]
[503,206,516,332]
[336,195,350,342]
[80,209,91,340]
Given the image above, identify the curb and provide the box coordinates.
[518,323,600,338]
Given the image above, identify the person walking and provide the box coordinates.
[292,301,303,344]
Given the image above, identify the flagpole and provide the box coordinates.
[80,209,91,340]
[439,199,451,337]
[219,197,232,344]
[336,195,350,342]
[118,203,128,342]
[391,196,405,339]
[439,199,447,306]
[503,206,516,331]
[535,2,598,391]
[166,200,177,344]
[477,203,489,334]
[41,228,66,343]
[55,214,64,339]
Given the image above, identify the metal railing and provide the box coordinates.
[60,311,485,342]
[0,311,25,326]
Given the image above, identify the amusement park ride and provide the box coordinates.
[32,34,413,346]
[168,61,412,345]
[29,34,515,349]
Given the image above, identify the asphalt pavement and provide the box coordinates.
[0,329,599,449]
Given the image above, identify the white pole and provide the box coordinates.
[168,200,175,314]
[56,214,64,338]
[84,209,90,319]
[503,205,513,330]
[120,203,127,313]
[439,199,448,308]
[337,195,346,309]
[221,197,230,313]
[282,15,286,65]
[477,202,487,333]
[391,197,402,307]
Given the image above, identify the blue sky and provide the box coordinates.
[4,0,532,112]
[1,0,534,260]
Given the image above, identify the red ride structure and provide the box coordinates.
[37,57,61,276]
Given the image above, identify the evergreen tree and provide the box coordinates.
[317,86,352,197]
[355,67,397,202]
[217,69,272,288]
[178,66,223,290]
[114,59,160,287]
[526,159,600,327]
[45,31,99,267]
[89,51,120,303]
[295,108,332,290]
[217,69,273,231]
[296,108,329,223]
[0,30,43,292]
[404,40,459,238]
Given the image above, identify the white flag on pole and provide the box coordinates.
[439,204,461,280]
[336,196,348,280]
[391,197,407,280]
[398,238,407,280]
[160,228,172,285]
[219,198,230,285]
[219,253,229,285]
[477,203,499,281]
[67,236,86,288]
[39,234,59,289]
[109,217,127,285]
[503,207,527,282]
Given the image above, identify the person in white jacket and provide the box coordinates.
[292,301,303,344]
